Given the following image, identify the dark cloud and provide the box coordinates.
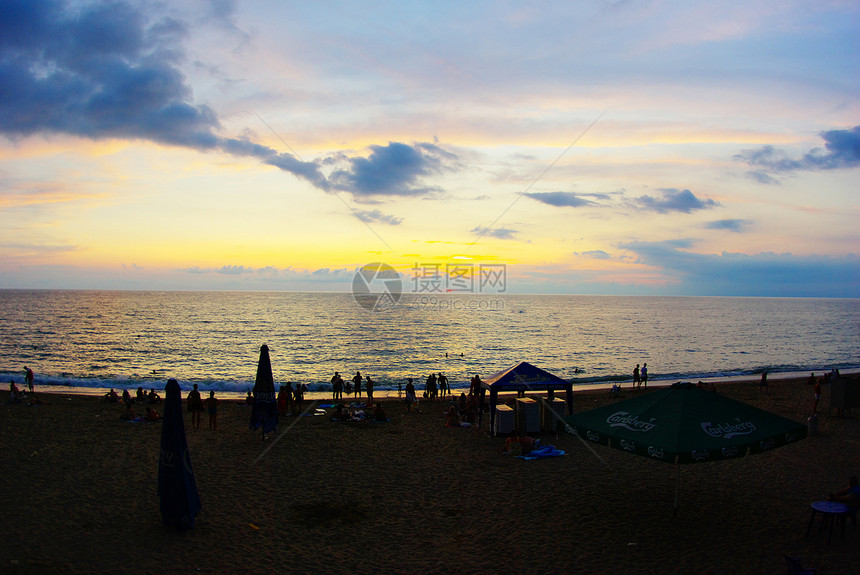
[619,240,860,297]
[735,126,860,174]
[705,219,751,232]
[471,225,518,240]
[634,188,719,214]
[0,0,455,200]
[328,142,451,197]
[353,209,403,226]
[525,191,597,208]
[0,0,221,148]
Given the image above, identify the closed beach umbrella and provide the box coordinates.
[562,382,806,513]
[250,344,279,438]
[158,378,201,529]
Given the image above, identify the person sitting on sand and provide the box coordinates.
[445,405,460,427]
[9,381,21,403]
[331,404,348,422]
[120,402,136,421]
[244,390,254,406]
[147,389,161,404]
[104,389,119,402]
[373,403,388,422]
[136,386,146,402]
[463,394,478,425]
[828,475,860,509]
[144,406,161,421]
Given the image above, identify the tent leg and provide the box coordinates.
[673,464,681,518]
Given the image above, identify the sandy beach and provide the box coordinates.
[1,375,858,574]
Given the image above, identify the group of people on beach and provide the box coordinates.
[422,372,451,399]
[186,384,220,430]
[329,371,377,403]
[7,366,42,406]
[632,363,648,388]
[105,386,163,423]
[275,382,307,416]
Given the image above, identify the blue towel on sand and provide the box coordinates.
[517,446,565,460]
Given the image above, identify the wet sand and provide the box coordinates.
[1,375,858,574]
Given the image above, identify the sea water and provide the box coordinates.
[0,290,857,396]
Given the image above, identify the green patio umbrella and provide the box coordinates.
[562,382,806,513]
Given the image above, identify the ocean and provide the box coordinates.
[1,290,857,397]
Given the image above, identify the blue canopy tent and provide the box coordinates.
[479,362,574,436]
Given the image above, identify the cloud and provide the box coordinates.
[0,0,221,148]
[525,191,598,208]
[216,265,252,275]
[735,125,860,174]
[471,225,519,240]
[705,219,751,232]
[328,142,454,197]
[619,240,860,297]
[0,1,455,200]
[179,265,252,275]
[575,250,611,259]
[178,264,352,282]
[744,170,780,185]
[353,209,404,225]
[633,188,720,214]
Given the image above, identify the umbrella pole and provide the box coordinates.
[673,463,681,517]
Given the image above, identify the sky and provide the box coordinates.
[1,0,858,297]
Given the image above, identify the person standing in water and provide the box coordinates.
[640,364,648,388]
[633,364,640,389]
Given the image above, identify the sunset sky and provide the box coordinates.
[1,0,858,296]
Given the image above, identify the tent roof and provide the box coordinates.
[562,382,806,464]
[481,361,571,392]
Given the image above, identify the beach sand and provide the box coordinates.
[1,376,858,574]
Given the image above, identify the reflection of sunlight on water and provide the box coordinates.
[1,291,857,394]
